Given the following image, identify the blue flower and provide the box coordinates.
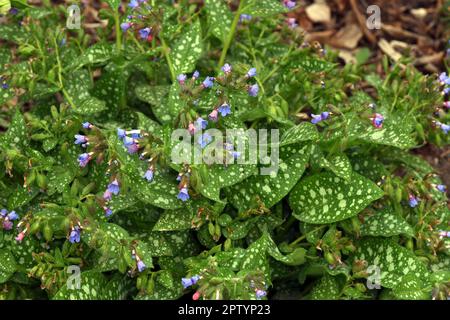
[103,189,112,201]
[193,70,200,79]
[438,72,450,85]
[371,113,384,129]
[128,0,139,9]
[239,14,252,22]
[221,63,232,74]
[123,136,135,146]
[198,133,212,148]
[408,194,419,208]
[107,179,120,195]
[177,74,187,84]
[143,168,154,182]
[202,76,214,88]
[2,83,9,89]
[191,275,200,285]
[248,83,259,97]
[287,18,298,29]
[126,142,139,154]
[120,22,132,32]
[311,114,322,124]
[137,260,146,272]
[104,207,113,217]
[74,134,88,145]
[128,129,141,138]
[139,27,151,40]
[218,103,231,117]
[78,153,91,167]
[82,122,92,129]
[437,184,447,193]
[1,209,8,217]
[255,289,267,299]
[69,226,81,243]
[247,67,257,78]
[7,211,18,221]
[182,277,193,288]
[440,123,450,134]
[117,128,126,139]
[283,0,296,9]
[60,38,66,47]
[177,187,190,201]
[196,117,208,130]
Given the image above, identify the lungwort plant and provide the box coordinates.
[0,0,449,300]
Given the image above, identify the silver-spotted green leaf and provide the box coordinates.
[240,233,271,280]
[170,19,202,76]
[290,172,384,223]
[64,69,91,106]
[310,275,341,300]
[350,155,387,182]
[321,153,353,181]
[103,274,132,300]
[7,236,40,268]
[291,56,336,73]
[204,0,232,42]
[266,236,307,266]
[153,202,200,231]
[222,218,257,240]
[136,111,162,137]
[135,84,182,124]
[226,144,311,212]
[0,24,27,43]
[0,249,16,284]
[198,163,258,202]
[360,208,414,237]
[74,96,106,115]
[0,109,28,150]
[52,271,109,300]
[243,0,288,17]
[111,136,182,209]
[385,150,434,175]
[7,185,39,209]
[0,85,13,105]
[69,43,113,70]
[392,274,429,300]
[353,238,429,288]
[47,166,76,196]
[279,122,319,146]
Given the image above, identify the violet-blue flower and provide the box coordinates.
[69,226,81,243]
[182,277,193,288]
[198,133,212,148]
[202,76,214,88]
[107,179,120,195]
[193,70,200,79]
[78,153,91,167]
[191,275,200,285]
[117,128,126,139]
[196,117,208,130]
[144,168,154,182]
[82,122,92,129]
[104,207,113,218]
[137,260,146,272]
[120,22,132,32]
[256,289,267,299]
[7,211,18,221]
[1,209,8,217]
[74,134,88,145]
[177,187,190,201]
[248,83,259,97]
[177,74,187,84]
[408,194,419,208]
[138,27,151,40]
[218,103,231,117]
[437,184,447,193]
[247,67,257,78]
[128,0,139,9]
[221,63,232,74]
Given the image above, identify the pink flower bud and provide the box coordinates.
[192,291,200,300]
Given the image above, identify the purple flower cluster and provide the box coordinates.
[121,1,153,42]
[435,121,450,134]
[69,225,81,243]
[438,72,450,95]
[101,179,120,218]
[181,275,200,288]
[255,289,267,299]
[1,209,19,231]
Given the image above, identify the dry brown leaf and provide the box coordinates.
[305,0,331,23]
[330,24,362,49]
[338,50,357,64]
[378,39,402,62]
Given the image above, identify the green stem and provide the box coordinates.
[289,225,326,247]
[218,0,245,69]
[160,36,175,81]
[114,10,122,51]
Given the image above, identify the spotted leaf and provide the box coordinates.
[204,0,232,42]
[279,122,319,146]
[226,144,311,212]
[352,238,429,289]
[170,19,203,76]
[310,274,341,300]
[290,172,384,223]
[0,249,16,284]
[360,208,414,237]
